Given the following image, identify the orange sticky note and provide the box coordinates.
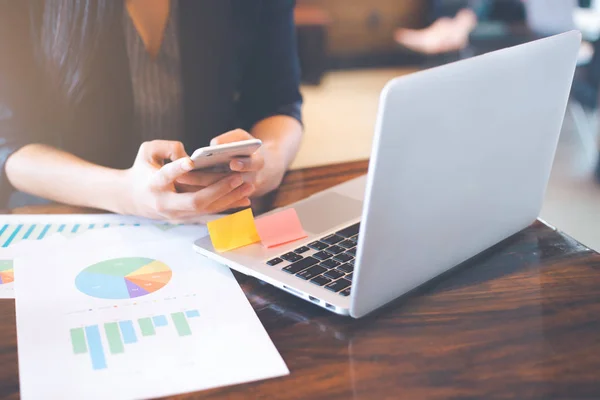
[255,208,308,248]
[207,208,261,252]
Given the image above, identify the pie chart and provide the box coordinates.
[75,257,172,299]
[0,260,14,285]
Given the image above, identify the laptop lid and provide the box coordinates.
[350,32,581,318]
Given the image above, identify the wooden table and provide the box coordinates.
[3,160,600,399]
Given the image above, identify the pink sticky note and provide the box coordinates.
[255,208,308,248]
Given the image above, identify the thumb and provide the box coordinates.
[210,129,253,146]
[141,141,189,164]
[151,157,194,189]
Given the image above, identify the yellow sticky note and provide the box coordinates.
[207,208,261,252]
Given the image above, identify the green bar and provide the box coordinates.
[138,317,155,336]
[104,322,125,354]
[70,328,87,354]
[171,312,192,336]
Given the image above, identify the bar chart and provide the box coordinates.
[0,222,187,248]
[0,223,137,248]
[70,309,200,370]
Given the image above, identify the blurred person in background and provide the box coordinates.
[395,0,525,55]
[0,1,303,220]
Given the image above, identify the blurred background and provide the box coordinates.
[292,0,600,251]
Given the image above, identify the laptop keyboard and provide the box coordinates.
[266,222,360,297]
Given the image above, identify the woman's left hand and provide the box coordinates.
[209,129,286,197]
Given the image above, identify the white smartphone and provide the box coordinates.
[190,138,262,171]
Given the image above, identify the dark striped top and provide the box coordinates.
[0,1,303,208]
[123,0,184,143]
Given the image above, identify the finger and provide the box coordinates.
[206,183,255,213]
[175,170,228,187]
[230,153,264,172]
[228,198,252,209]
[210,129,253,146]
[174,183,203,193]
[151,157,194,189]
[140,140,189,164]
[170,174,245,212]
[240,171,258,185]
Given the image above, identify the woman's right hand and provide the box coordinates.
[119,140,254,221]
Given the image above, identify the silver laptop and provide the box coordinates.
[194,32,581,318]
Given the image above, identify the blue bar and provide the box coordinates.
[185,310,200,318]
[88,224,95,229]
[152,315,168,327]
[71,224,80,233]
[0,224,8,237]
[37,224,51,240]
[57,224,66,233]
[85,325,107,370]
[103,223,110,228]
[2,225,23,248]
[118,320,138,344]
[22,224,36,240]
[134,223,141,227]
[119,223,125,226]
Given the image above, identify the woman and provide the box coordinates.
[0,0,303,220]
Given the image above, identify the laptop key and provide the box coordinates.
[323,269,344,280]
[346,273,354,281]
[307,241,328,251]
[333,253,353,263]
[345,258,355,266]
[336,223,360,238]
[325,278,351,293]
[313,251,332,260]
[296,265,327,280]
[310,275,332,286]
[283,257,319,274]
[294,246,310,254]
[325,245,345,255]
[340,287,351,297]
[281,252,302,262]
[266,257,283,266]
[346,248,357,257]
[321,234,344,245]
[339,240,355,249]
[349,235,359,243]
[320,259,340,269]
[337,263,354,274]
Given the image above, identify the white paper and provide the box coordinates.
[0,235,69,298]
[0,214,213,298]
[15,228,288,399]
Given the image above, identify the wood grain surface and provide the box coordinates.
[3,160,600,399]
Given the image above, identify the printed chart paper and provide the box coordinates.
[0,234,69,299]
[15,229,288,399]
[0,214,209,298]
